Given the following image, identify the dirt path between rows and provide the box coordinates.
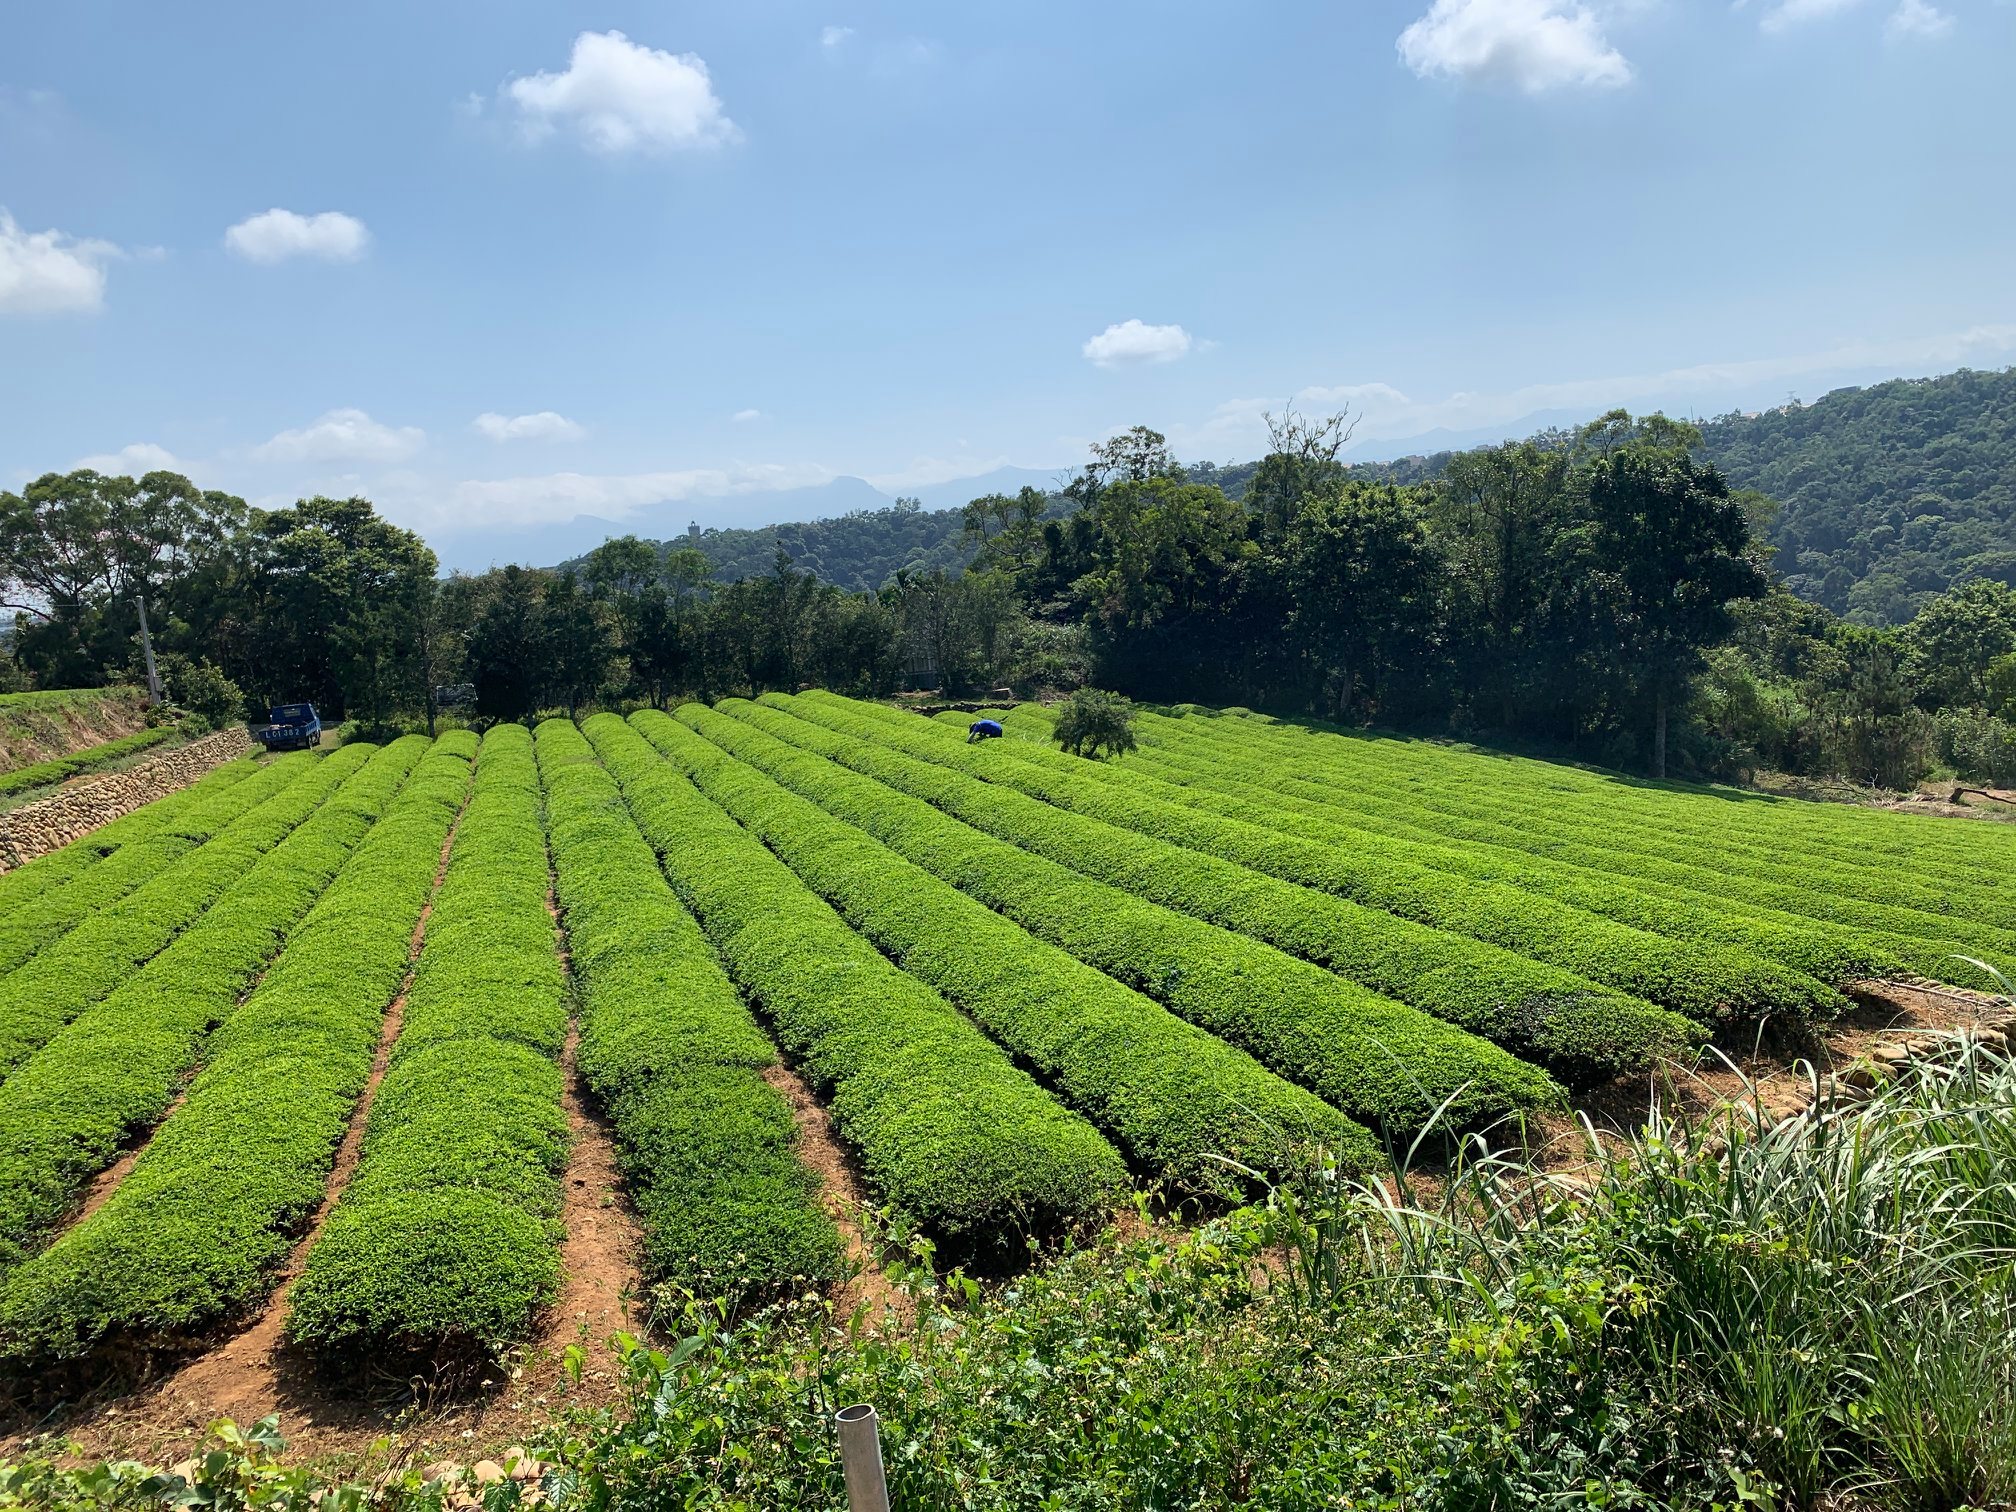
[761,1063,910,1325]
[68,1090,188,1231]
[18,814,469,1469]
[515,884,646,1420]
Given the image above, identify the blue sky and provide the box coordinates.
[3,0,2013,555]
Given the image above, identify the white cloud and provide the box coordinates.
[1398,0,1632,91]
[0,210,120,315]
[1756,0,1865,32]
[473,410,585,443]
[71,441,181,475]
[252,408,424,465]
[504,30,738,154]
[820,25,855,48]
[421,462,833,530]
[731,408,764,423]
[223,209,370,264]
[1885,0,1954,39]
[1082,319,1195,368]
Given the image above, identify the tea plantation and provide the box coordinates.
[0,693,2002,1380]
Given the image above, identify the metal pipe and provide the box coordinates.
[835,1402,891,1512]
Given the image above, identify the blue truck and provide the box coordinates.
[256,702,321,752]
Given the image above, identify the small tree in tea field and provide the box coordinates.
[1053,687,1137,760]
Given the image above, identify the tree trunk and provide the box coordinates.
[1333,664,1356,722]
[1653,684,1669,781]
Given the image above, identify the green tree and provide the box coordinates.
[1281,483,1442,719]
[168,656,247,731]
[1581,431,1768,778]
[1819,627,1930,788]
[1987,652,2016,719]
[1064,425,1182,510]
[229,496,437,722]
[1431,441,1571,728]
[0,468,244,690]
[542,572,616,716]
[1245,406,1356,545]
[962,487,1051,579]
[1070,476,1250,633]
[1052,687,1138,759]
[467,565,547,722]
[582,534,660,598]
[1904,578,2016,710]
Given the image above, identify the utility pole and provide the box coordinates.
[134,592,164,707]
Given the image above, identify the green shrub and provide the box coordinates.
[765,695,1691,1085]
[165,658,246,732]
[535,717,844,1294]
[1106,708,1907,988]
[588,712,1126,1249]
[287,725,570,1364]
[1142,705,2016,987]
[1168,701,2016,932]
[0,740,419,1286]
[0,748,344,1076]
[1051,686,1137,759]
[802,691,1842,1031]
[0,757,261,972]
[1345,1038,2016,1510]
[0,736,471,1364]
[288,1190,559,1359]
[660,705,1380,1187]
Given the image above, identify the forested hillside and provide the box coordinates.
[603,500,977,594]
[576,369,2016,621]
[1698,368,2016,623]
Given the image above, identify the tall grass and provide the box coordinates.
[1296,1025,2016,1511]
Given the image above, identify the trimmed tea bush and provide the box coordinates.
[535,717,845,1293]
[0,739,419,1280]
[288,726,568,1363]
[590,712,1126,1247]
[0,734,471,1362]
[659,706,1382,1184]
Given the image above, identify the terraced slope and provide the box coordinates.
[0,695,1999,1390]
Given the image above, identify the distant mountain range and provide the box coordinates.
[449,368,2016,625]
[428,465,1076,576]
[429,419,1620,576]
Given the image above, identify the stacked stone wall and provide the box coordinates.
[0,727,255,871]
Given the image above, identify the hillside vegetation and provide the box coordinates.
[1704,367,2016,623]
[0,687,148,774]
[8,372,2016,797]
[568,367,2016,623]
[0,698,2011,1508]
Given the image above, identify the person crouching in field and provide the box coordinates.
[968,718,1004,743]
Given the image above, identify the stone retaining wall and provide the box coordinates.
[0,726,254,872]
